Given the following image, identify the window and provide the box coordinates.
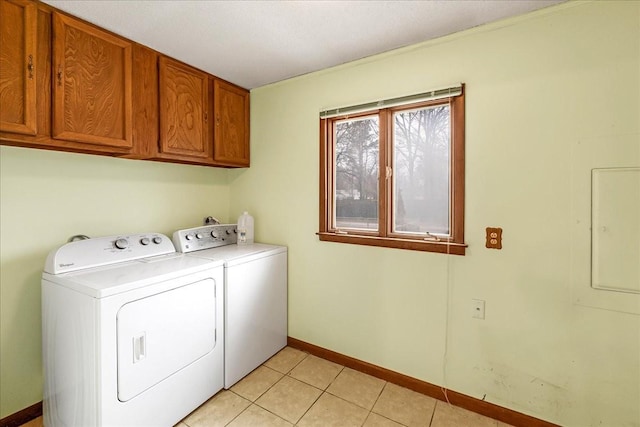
[319,85,466,255]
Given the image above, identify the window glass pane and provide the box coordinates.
[334,116,379,230]
[393,104,450,235]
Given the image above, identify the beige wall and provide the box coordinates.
[230,2,640,425]
[0,146,230,418]
[1,1,638,425]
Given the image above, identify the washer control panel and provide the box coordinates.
[173,224,237,253]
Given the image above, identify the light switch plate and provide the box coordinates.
[472,299,486,319]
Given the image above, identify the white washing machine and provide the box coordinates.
[173,224,287,388]
[42,233,224,427]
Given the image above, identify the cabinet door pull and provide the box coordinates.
[57,66,63,86]
[27,55,34,79]
[204,111,208,123]
[216,114,220,126]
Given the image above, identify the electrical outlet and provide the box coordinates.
[485,227,502,249]
[472,299,486,319]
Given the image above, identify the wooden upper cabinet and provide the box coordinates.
[158,56,210,160]
[213,79,249,167]
[1,2,249,168]
[0,0,37,135]
[52,12,133,149]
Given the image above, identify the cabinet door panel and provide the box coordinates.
[52,12,132,148]
[159,57,209,159]
[0,0,37,135]
[213,79,249,166]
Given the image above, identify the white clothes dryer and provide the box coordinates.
[173,224,287,388]
[42,233,224,427]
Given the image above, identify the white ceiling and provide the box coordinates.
[43,0,564,89]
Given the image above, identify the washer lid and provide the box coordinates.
[186,243,287,266]
[42,254,224,298]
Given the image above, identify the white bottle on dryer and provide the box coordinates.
[237,211,254,245]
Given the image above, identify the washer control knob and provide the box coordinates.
[211,231,218,239]
[152,236,162,244]
[225,229,231,235]
[140,237,150,246]
[114,238,128,250]
[233,229,237,234]
[196,233,203,239]
[185,234,194,241]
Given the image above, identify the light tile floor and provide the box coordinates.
[178,347,514,427]
[22,347,514,427]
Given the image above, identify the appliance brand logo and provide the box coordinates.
[59,263,74,267]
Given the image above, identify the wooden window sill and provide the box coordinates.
[317,232,466,255]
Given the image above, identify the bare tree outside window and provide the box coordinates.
[334,116,379,230]
[393,105,450,235]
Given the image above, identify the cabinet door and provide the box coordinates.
[52,12,132,148]
[131,44,159,159]
[159,57,210,160]
[213,79,249,167]
[0,0,37,135]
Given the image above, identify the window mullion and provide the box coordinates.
[379,109,390,237]
[319,118,329,232]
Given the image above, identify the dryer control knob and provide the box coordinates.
[114,238,128,250]
[140,237,150,246]
[152,236,163,244]
[185,234,194,241]
[225,229,231,235]
[211,232,218,239]
[196,233,203,239]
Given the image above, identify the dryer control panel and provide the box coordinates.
[44,233,175,274]
[173,224,237,253]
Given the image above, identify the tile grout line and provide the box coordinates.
[223,391,252,427]
[244,365,286,403]
[292,389,323,426]
[281,349,321,425]
[366,382,411,427]
[224,348,312,426]
[369,378,389,414]
[428,399,439,427]
[243,399,295,427]
[320,371,387,412]
[245,374,313,426]
[257,349,326,426]
[256,348,312,425]
[293,363,346,425]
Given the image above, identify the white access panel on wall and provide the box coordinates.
[570,133,639,316]
[117,278,218,401]
[591,167,640,294]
